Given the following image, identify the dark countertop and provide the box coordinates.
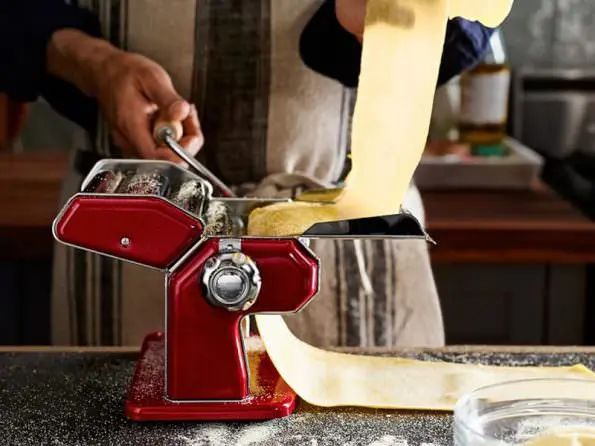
[1,346,595,445]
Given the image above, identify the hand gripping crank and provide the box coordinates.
[153,120,236,198]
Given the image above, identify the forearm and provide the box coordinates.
[46,29,119,99]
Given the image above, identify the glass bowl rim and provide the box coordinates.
[453,377,595,442]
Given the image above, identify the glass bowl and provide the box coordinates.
[454,378,595,445]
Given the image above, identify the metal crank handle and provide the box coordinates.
[153,120,236,198]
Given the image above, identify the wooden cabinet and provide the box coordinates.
[436,264,587,346]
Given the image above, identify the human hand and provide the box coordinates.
[335,0,367,42]
[47,30,202,162]
[92,50,203,162]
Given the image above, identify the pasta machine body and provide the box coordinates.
[52,159,429,422]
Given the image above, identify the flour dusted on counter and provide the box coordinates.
[177,424,278,446]
[368,436,409,446]
[176,425,440,446]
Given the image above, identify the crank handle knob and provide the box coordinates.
[153,119,184,145]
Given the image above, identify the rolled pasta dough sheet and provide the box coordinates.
[247,0,514,236]
[255,315,595,410]
[251,0,590,413]
[248,0,449,235]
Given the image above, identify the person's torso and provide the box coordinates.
[78,0,354,187]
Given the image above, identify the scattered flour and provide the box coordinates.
[177,422,278,446]
[244,336,265,353]
[366,438,439,446]
[178,426,228,446]
[236,424,279,445]
[177,427,440,446]
[368,435,408,446]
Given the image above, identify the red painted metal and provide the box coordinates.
[166,238,319,401]
[125,332,298,421]
[55,191,321,421]
[54,195,203,269]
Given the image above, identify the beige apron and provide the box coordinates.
[51,0,444,348]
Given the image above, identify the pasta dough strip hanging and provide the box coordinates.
[250,0,593,412]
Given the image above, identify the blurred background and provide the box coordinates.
[2,0,595,346]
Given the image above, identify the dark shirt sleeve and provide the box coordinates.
[300,0,495,88]
[0,0,101,132]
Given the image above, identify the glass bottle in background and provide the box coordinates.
[458,30,511,156]
[428,75,461,142]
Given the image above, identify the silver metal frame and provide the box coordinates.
[81,158,215,197]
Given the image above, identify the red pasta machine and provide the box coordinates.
[52,158,429,422]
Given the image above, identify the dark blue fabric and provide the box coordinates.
[440,17,495,86]
[0,0,494,136]
[0,0,101,131]
[300,0,495,88]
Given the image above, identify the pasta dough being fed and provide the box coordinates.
[250,0,594,414]
[247,0,514,237]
